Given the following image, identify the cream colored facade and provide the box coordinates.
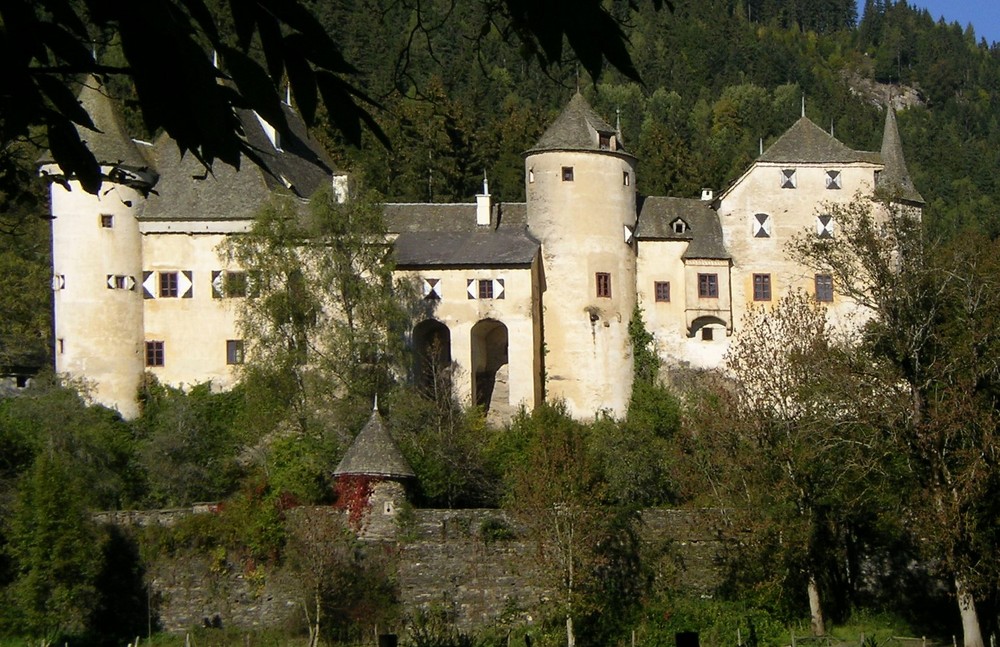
[46,87,921,421]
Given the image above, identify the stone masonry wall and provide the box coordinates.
[102,506,731,634]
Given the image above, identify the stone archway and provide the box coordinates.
[412,319,452,398]
[470,319,509,418]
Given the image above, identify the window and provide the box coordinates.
[225,271,246,297]
[701,327,714,341]
[826,170,842,189]
[100,214,114,228]
[478,279,494,299]
[815,274,834,302]
[816,214,834,238]
[753,273,771,301]
[562,166,574,182]
[58,338,64,355]
[753,213,771,238]
[528,168,535,183]
[873,169,882,184]
[106,274,133,290]
[423,278,442,300]
[781,168,796,189]
[599,133,611,149]
[159,272,178,297]
[698,273,718,298]
[623,171,630,186]
[672,218,688,234]
[145,341,164,367]
[596,272,612,298]
[654,281,670,302]
[226,340,245,365]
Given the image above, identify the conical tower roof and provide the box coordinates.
[759,117,880,164]
[876,107,924,205]
[527,93,628,154]
[333,405,415,479]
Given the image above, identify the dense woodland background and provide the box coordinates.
[4,0,1000,645]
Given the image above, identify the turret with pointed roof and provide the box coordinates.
[528,92,631,156]
[334,404,414,479]
[877,107,924,205]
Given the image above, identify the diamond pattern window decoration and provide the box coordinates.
[422,278,442,299]
[826,170,842,189]
[781,168,797,189]
[753,213,772,238]
[816,214,834,239]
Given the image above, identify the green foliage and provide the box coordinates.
[3,452,106,642]
[134,377,245,507]
[635,594,788,647]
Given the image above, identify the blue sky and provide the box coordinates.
[859,1,1000,45]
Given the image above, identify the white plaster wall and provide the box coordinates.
[398,263,540,418]
[50,174,146,418]
[526,150,637,419]
[718,162,880,336]
[140,230,245,391]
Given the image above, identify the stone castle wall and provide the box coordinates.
[102,506,730,634]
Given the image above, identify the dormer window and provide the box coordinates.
[599,133,611,150]
[671,218,689,235]
[781,169,797,189]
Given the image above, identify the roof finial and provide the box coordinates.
[482,169,489,195]
[213,49,219,69]
[801,95,805,118]
[615,107,622,135]
[286,82,291,106]
[759,137,764,155]
[575,65,580,94]
[373,394,379,412]
[830,119,835,137]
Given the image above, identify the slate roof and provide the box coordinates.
[636,196,730,260]
[141,106,335,221]
[38,77,151,172]
[394,230,539,268]
[384,202,527,233]
[758,117,881,164]
[333,407,415,479]
[527,92,627,154]
[876,108,924,205]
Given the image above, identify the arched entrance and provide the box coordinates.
[470,319,509,415]
[412,319,452,398]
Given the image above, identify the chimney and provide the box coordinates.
[701,188,713,201]
[476,172,491,226]
[332,173,349,204]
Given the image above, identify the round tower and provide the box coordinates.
[525,94,637,419]
[43,79,156,418]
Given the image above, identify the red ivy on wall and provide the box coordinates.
[333,475,377,529]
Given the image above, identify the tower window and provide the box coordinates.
[596,272,612,298]
[599,133,611,149]
[623,171,630,186]
[145,341,164,367]
[698,273,719,298]
[528,168,535,183]
[226,340,245,365]
[654,281,670,302]
[753,273,771,301]
[701,327,714,341]
[100,214,114,228]
[562,167,574,182]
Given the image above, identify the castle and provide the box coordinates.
[42,80,922,421]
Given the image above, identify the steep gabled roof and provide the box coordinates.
[636,196,730,260]
[758,117,880,165]
[527,93,627,154]
[141,106,335,221]
[383,202,527,233]
[876,108,924,205]
[333,407,415,479]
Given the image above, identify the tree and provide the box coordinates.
[223,185,414,447]
[791,197,1000,647]
[4,451,105,643]
[4,0,659,196]
[504,404,643,647]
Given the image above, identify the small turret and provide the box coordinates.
[333,401,415,538]
[877,107,924,206]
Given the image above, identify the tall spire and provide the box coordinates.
[877,106,924,205]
